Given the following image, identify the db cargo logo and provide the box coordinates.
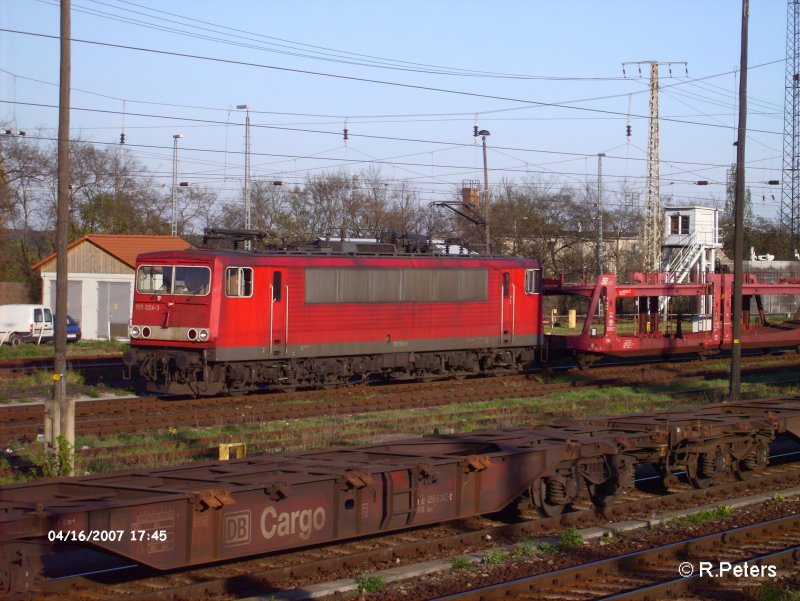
[223,510,251,546]
[260,505,326,541]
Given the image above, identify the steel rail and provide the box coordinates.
[430,514,800,600]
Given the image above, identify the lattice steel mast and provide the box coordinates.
[623,61,687,272]
[783,0,800,245]
[644,62,662,273]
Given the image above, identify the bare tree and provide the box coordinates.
[0,131,54,289]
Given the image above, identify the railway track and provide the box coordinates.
[0,355,124,379]
[33,456,800,600]
[3,394,800,600]
[432,513,800,601]
[2,353,799,446]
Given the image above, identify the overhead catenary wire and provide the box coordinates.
[0,28,786,137]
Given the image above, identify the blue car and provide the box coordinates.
[65,315,82,342]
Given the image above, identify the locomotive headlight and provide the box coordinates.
[187,328,198,341]
[130,326,141,339]
[198,329,209,342]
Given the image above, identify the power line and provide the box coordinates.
[7,132,768,190]
[0,99,780,167]
[0,28,786,136]
[58,0,628,80]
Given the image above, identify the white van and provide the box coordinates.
[0,304,55,345]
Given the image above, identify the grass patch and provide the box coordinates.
[4,359,798,480]
[512,539,536,559]
[757,582,800,601]
[356,573,384,594]
[558,527,584,549]
[2,369,85,392]
[450,556,472,572]
[482,549,509,565]
[669,505,733,527]
[0,340,127,360]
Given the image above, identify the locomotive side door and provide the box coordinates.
[501,271,514,344]
[269,270,288,355]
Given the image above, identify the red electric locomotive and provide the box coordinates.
[123,238,544,395]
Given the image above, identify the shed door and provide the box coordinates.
[98,282,131,339]
[49,280,83,321]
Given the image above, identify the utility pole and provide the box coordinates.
[596,152,605,276]
[51,0,73,474]
[623,60,687,272]
[237,104,252,250]
[476,129,491,253]
[730,0,749,402]
[170,133,182,237]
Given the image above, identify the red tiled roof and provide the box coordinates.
[33,234,193,270]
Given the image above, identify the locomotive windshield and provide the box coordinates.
[137,265,211,296]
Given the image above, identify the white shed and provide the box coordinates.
[34,234,192,340]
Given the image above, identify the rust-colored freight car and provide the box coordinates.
[2,396,799,597]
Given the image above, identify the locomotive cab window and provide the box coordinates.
[524,269,541,294]
[136,265,210,296]
[225,267,253,297]
[137,265,168,293]
[174,266,210,295]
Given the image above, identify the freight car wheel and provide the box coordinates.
[575,352,599,370]
[531,478,568,517]
[588,454,636,508]
[735,442,769,480]
[531,464,580,517]
[687,450,729,489]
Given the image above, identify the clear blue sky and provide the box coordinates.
[0,0,788,220]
